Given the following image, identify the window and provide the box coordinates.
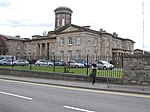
[62,18,65,26]
[24,44,27,50]
[76,50,81,59]
[68,37,72,45]
[17,44,20,50]
[60,51,64,61]
[17,52,20,56]
[117,43,121,48]
[94,37,97,46]
[76,37,80,45]
[51,43,55,48]
[60,38,64,46]
[33,45,36,53]
[114,42,117,48]
[57,18,59,26]
[67,51,72,61]
[106,41,109,48]
[28,44,31,50]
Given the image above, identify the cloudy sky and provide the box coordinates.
[0,0,150,51]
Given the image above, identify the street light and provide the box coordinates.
[142,0,145,54]
[86,50,89,75]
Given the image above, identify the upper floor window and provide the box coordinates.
[17,44,20,50]
[33,45,36,53]
[62,18,65,26]
[60,50,64,61]
[94,37,97,46]
[68,37,72,45]
[76,37,80,45]
[28,44,31,50]
[57,18,59,26]
[24,44,27,50]
[114,42,117,48]
[116,43,122,49]
[51,43,55,48]
[106,41,109,48]
[60,38,64,46]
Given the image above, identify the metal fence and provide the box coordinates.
[0,55,123,77]
[0,54,150,90]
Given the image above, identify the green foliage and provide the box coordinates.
[0,35,8,55]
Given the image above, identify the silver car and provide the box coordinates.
[97,60,114,70]
[67,60,85,68]
[35,59,54,67]
[2,59,13,65]
[13,59,29,66]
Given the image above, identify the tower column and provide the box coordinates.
[54,6,73,30]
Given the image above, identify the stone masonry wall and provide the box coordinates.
[0,68,108,83]
[123,55,150,85]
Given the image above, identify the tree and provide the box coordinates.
[0,34,8,55]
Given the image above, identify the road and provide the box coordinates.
[0,79,149,112]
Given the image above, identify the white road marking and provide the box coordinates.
[0,91,32,100]
[0,78,150,99]
[63,105,96,112]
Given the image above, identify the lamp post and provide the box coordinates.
[106,44,109,62]
[86,50,89,75]
[142,0,145,54]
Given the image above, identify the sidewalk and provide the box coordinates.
[0,75,149,95]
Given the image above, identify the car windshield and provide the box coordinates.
[101,61,109,64]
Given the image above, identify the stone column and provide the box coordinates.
[49,42,52,59]
[45,43,48,59]
[40,43,42,58]
[35,43,39,59]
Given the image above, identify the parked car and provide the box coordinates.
[13,59,29,66]
[2,59,13,66]
[52,60,66,66]
[67,60,85,68]
[97,60,114,70]
[35,59,54,67]
[47,60,55,66]
[0,55,16,60]
[75,59,91,67]
[0,59,6,65]
[96,61,104,70]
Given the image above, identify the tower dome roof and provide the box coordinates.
[54,6,73,13]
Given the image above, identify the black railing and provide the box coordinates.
[0,55,124,78]
[0,54,150,89]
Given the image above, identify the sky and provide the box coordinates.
[0,0,150,51]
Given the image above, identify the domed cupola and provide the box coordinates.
[54,6,73,30]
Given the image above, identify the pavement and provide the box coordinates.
[0,75,150,95]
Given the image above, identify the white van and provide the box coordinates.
[0,55,16,60]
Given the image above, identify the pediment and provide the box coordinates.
[60,25,80,33]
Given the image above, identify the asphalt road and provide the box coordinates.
[0,79,149,112]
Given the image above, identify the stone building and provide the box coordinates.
[2,35,25,57]
[134,49,150,55]
[2,6,135,62]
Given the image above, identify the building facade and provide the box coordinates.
[2,6,135,62]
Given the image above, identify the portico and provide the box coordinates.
[35,42,51,59]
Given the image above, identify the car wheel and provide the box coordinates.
[110,68,113,70]
[13,63,17,66]
[49,64,53,67]
[75,65,79,68]
[103,66,107,70]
